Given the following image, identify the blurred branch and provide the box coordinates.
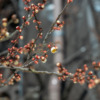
[10,0,19,15]
[63,46,87,65]
[0,50,8,56]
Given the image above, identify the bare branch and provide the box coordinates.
[43,2,70,44]
[0,15,33,43]
[0,50,8,56]
[0,65,61,76]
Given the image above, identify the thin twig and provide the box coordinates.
[0,50,8,56]
[0,65,68,77]
[43,2,70,44]
[0,65,63,87]
[0,15,33,43]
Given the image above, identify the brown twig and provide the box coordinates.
[2,66,61,76]
[0,50,8,56]
[25,14,43,61]
[43,2,70,44]
[0,65,62,86]
[0,15,33,43]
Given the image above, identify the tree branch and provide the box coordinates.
[0,15,33,43]
[0,50,8,56]
[43,2,70,44]
[0,65,61,76]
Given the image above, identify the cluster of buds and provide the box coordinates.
[11,39,25,55]
[0,18,9,40]
[32,53,48,64]
[16,26,22,33]
[67,0,73,3]
[22,16,30,25]
[92,61,100,70]
[33,20,41,25]
[0,73,3,80]
[0,54,21,66]
[88,78,100,89]
[1,38,52,66]
[2,18,8,27]
[38,3,45,10]
[23,0,31,5]
[4,0,47,67]
[0,46,23,66]
[11,39,18,44]
[40,56,47,63]
[22,1,45,41]
[23,0,47,14]
[47,44,58,54]
[25,42,58,64]
[56,62,69,81]
[53,20,64,30]
[19,35,24,40]
[22,16,30,26]
[33,19,43,38]
[0,14,19,40]
[56,63,100,89]
[8,73,21,85]
[72,67,87,85]
[32,55,40,64]
[0,28,9,40]
[70,64,89,85]
[11,14,19,24]
[31,2,46,14]
[23,39,36,53]
[0,73,20,86]
[0,74,6,86]
[30,43,58,64]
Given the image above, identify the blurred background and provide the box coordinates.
[0,0,100,100]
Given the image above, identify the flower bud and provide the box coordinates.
[51,46,58,53]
